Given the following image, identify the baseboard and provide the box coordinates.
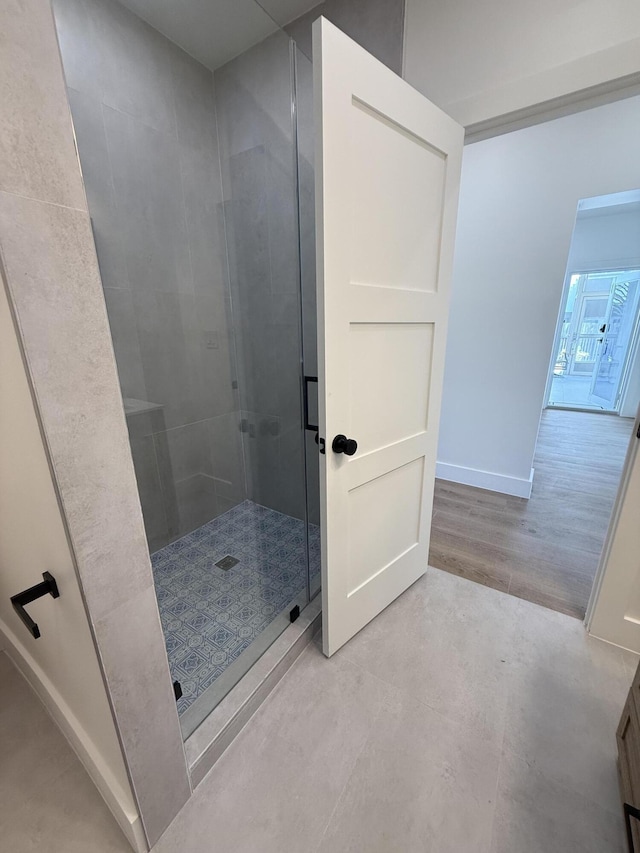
[436,462,535,499]
[0,619,147,853]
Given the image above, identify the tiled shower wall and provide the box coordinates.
[54,0,246,551]
[284,0,406,74]
[215,34,307,522]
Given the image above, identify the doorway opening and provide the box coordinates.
[430,409,634,618]
[546,268,640,411]
[431,174,640,621]
[545,190,640,414]
[521,189,640,615]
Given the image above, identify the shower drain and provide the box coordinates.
[215,555,239,571]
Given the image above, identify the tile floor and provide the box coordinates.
[548,374,613,409]
[3,568,634,852]
[151,500,320,714]
[153,568,635,853]
[0,652,131,852]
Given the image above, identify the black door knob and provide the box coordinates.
[332,434,358,456]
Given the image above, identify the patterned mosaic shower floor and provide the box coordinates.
[151,500,320,715]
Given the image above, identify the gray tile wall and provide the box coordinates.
[53,0,248,551]
[283,0,406,74]
[215,32,307,521]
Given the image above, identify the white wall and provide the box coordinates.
[568,207,640,272]
[437,95,640,497]
[403,0,640,130]
[0,277,142,850]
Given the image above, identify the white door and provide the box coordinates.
[588,406,640,652]
[314,18,464,656]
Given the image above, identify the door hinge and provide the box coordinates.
[290,605,300,623]
[636,422,640,439]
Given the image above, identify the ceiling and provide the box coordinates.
[117,0,319,70]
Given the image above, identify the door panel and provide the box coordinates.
[348,100,446,292]
[349,322,434,454]
[314,17,463,655]
[348,457,425,594]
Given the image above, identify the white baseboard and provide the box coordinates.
[0,619,147,853]
[436,462,535,499]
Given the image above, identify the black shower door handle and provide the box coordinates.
[303,375,318,432]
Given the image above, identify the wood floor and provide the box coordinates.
[429,409,634,619]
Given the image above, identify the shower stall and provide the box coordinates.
[53,0,318,737]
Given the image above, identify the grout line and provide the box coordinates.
[488,658,511,851]
[487,744,506,852]
[311,677,390,853]
[0,187,87,214]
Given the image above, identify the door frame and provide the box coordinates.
[585,401,640,640]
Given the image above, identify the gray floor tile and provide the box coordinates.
[3,762,131,853]
[5,567,630,853]
[0,656,77,826]
[490,749,625,853]
[504,598,630,814]
[316,686,500,853]
[0,654,130,852]
[154,645,390,853]
[335,566,519,748]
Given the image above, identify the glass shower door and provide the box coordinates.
[177,29,312,737]
[53,0,314,741]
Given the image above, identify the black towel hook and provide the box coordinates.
[10,572,60,639]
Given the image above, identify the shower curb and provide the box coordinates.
[186,597,321,788]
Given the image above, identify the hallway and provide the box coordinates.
[430,409,634,618]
